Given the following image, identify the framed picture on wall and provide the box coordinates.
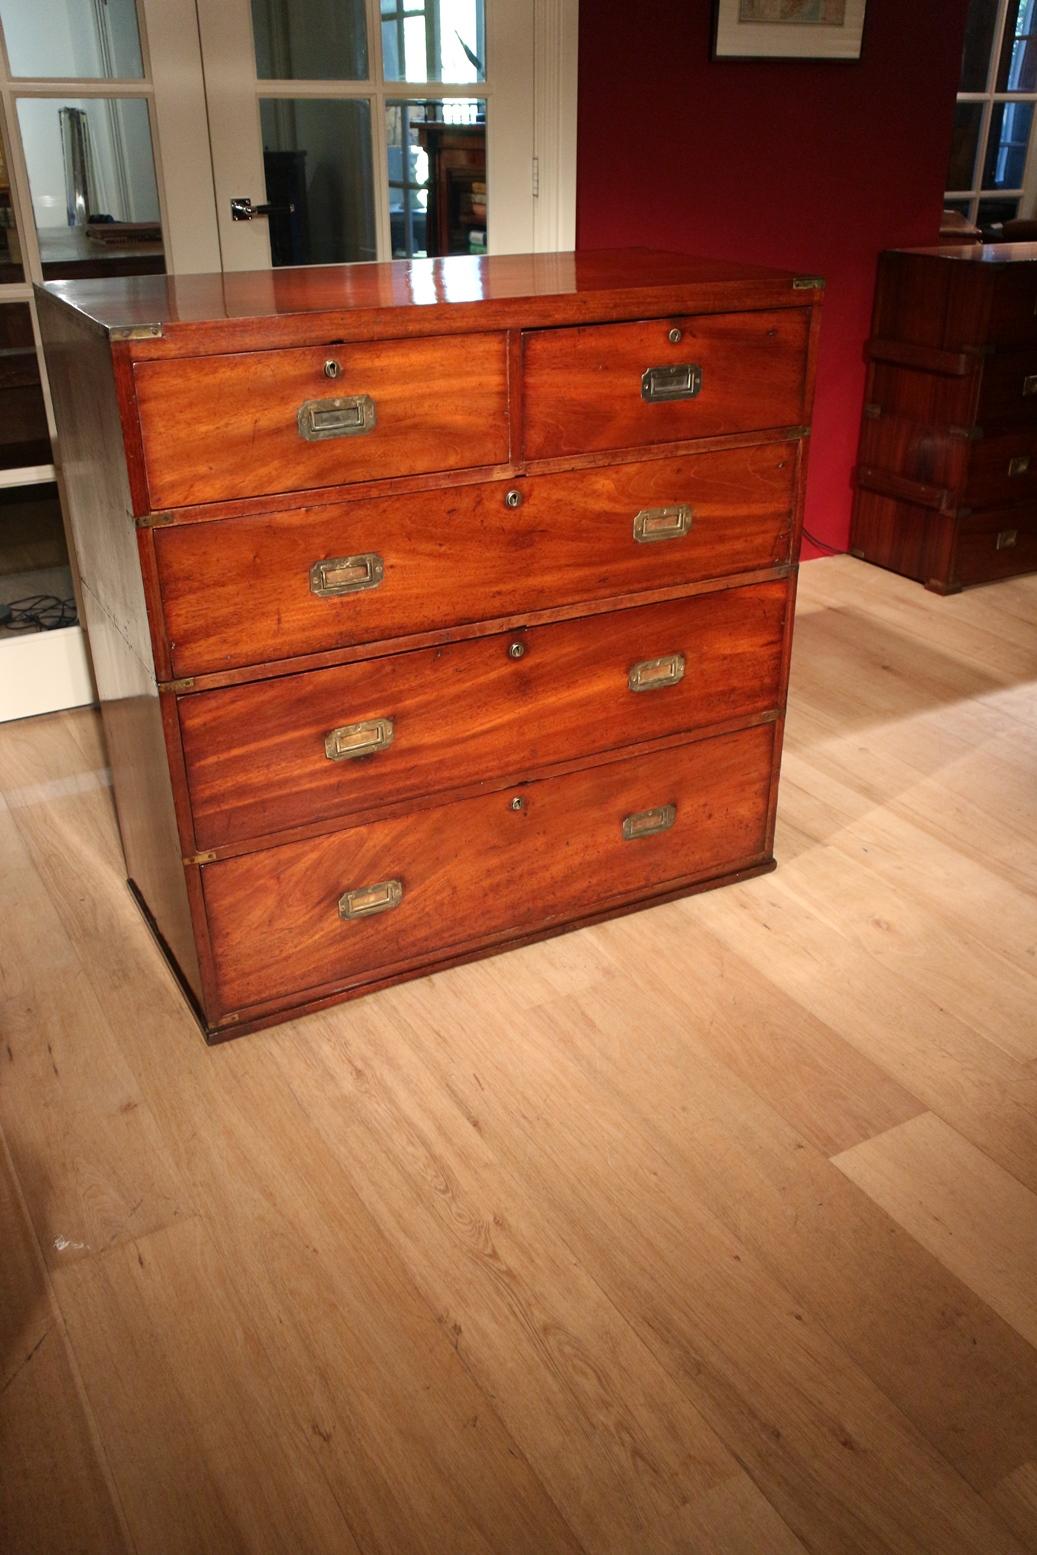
[712,0,867,61]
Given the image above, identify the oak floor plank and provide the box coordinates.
[833,1113,1037,1349]
[269,1003,805,1555]
[379,971,1027,1555]
[990,1463,1037,1554]
[0,1131,129,1555]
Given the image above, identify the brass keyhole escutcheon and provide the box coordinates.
[508,640,526,660]
[509,796,526,812]
[504,488,523,509]
[668,327,683,344]
[324,359,341,380]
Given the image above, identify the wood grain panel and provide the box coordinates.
[202,723,775,1015]
[134,332,509,508]
[522,308,810,460]
[179,583,787,849]
[153,443,797,677]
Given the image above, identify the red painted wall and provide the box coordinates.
[576,0,970,555]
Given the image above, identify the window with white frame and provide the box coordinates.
[946,0,1037,232]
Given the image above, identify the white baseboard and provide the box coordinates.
[0,625,95,724]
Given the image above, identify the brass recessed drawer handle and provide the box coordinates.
[622,803,677,841]
[996,529,1018,550]
[628,652,686,692]
[641,363,702,403]
[633,503,692,543]
[298,394,376,440]
[1023,376,1037,398]
[338,878,403,921]
[1008,455,1031,476]
[324,717,395,762]
[309,552,384,597]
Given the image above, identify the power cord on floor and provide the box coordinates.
[0,595,79,632]
[802,527,844,555]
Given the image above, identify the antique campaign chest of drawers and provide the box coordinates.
[38,250,821,1041]
[852,243,1037,592]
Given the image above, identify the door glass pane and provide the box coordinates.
[386,99,485,258]
[0,303,50,470]
[0,0,143,79]
[0,114,25,283]
[947,101,984,190]
[959,0,998,90]
[258,99,376,264]
[0,483,76,640]
[997,0,1037,90]
[16,96,164,280]
[982,100,1034,188]
[381,0,485,83]
[252,0,368,80]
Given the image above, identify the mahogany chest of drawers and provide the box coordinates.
[38,250,821,1041]
[852,243,1037,592]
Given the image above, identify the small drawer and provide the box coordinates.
[955,508,1037,586]
[179,581,788,848]
[521,308,811,461]
[134,332,509,508]
[978,349,1037,427]
[202,722,776,1015]
[154,443,797,677]
[962,429,1037,509]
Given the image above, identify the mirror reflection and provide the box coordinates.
[0,0,143,79]
[386,98,485,258]
[381,0,485,84]
[16,96,163,278]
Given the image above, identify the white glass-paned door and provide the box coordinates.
[197,0,534,272]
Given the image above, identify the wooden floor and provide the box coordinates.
[2,555,1036,1555]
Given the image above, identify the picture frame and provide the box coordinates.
[712,0,868,62]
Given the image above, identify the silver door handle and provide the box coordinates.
[230,196,295,221]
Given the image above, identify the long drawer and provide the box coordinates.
[179,581,788,848]
[202,722,776,1015]
[955,506,1037,585]
[154,444,797,677]
[522,308,810,460]
[134,332,510,508]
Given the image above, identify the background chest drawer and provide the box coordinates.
[153,444,797,677]
[955,507,1037,585]
[202,722,776,1015]
[134,332,510,509]
[521,308,810,460]
[178,581,788,848]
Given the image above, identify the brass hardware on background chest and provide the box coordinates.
[622,803,677,840]
[628,652,686,692]
[996,529,1019,549]
[298,394,376,440]
[633,504,692,543]
[324,717,395,762]
[1008,455,1031,476]
[309,552,384,597]
[338,879,403,921]
[641,364,702,403]
[1023,375,1037,398]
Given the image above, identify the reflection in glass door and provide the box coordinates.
[198,0,534,272]
[0,0,208,721]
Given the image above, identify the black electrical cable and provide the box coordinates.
[0,595,78,632]
[802,527,843,555]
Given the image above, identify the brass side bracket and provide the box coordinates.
[159,676,195,694]
[184,850,217,865]
[109,322,164,342]
[136,511,175,529]
[792,275,825,291]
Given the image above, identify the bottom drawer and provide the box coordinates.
[955,508,1037,586]
[203,722,776,1016]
